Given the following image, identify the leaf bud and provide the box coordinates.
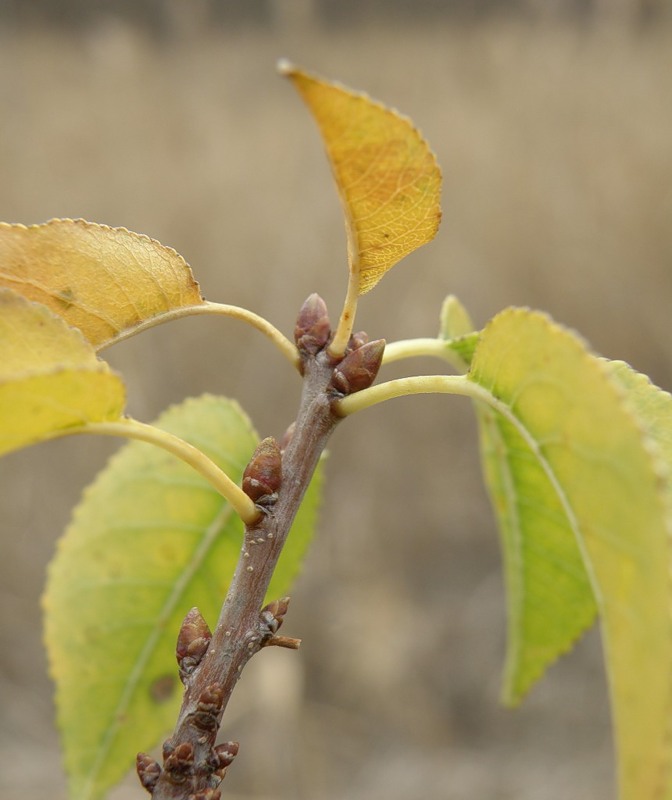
[242,437,282,507]
[176,607,212,683]
[194,683,225,731]
[348,330,369,351]
[329,339,385,396]
[294,293,331,356]
[212,741,240,776]
[136,752,161,794]
[260,596,290,637]
[163,741,194,782]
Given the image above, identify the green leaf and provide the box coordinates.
[43,395,323,800]
[468,308,672,800]
[475,404,597,703]
[439,294,475,341]
[0,218,204,349]
[437,294,480,369]
[0,289,125,456]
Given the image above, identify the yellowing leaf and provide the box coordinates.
[43,395,323,800]
[0,218,204,348]
[469,309,672,800]
[281,63,441,294]
[0,289,125,456]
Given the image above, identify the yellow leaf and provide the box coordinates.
[0,289,125,455]
[0,218,204,348]
[281,63,442,295]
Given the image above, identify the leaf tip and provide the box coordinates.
[276,58,296,77]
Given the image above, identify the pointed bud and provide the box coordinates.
[260,597,290,637]
[136,752,161,793]
[163,741,194,782]
[295,293,331,356]
[176,607,212,683]
[329,339,385,396]
[242,437,282,507]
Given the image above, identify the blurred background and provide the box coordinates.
[1,1,671,798]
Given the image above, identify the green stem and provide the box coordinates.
[382,337,467,371]
[79,418,260,525]
[334,373,494,416]
[98,301,300,370]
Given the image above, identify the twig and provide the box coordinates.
[140,296,384,799]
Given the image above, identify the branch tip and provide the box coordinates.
[295,293,331,360]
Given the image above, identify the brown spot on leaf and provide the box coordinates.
[150,674,177,704]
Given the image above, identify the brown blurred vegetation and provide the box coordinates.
[1,3,671,798]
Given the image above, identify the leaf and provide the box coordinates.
[281,63,442,294]
[0,289,125,456]
[468,308,672,800]
[439,294,475,341]
[475,403,597,704]
[43,395,323,800]
[437,294,480,369]
[0,218,204,348]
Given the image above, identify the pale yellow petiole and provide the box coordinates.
[328,268,360,359]
[99,301,300,371]
[78,418,261,526]
[382,337,468,372]
[334,374,493,417]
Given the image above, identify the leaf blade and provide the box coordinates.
[469,308,672,800]
[0,289,125,456]
[0,219,204,348]
[282,65,442,294]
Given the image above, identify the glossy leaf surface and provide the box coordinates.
[282,64,441,294]
[43,395,323,800]
[469,308,672,800]
[0,219,203,348]
[0,289,125,456]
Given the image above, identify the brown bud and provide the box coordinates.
[329,339,385,396]
[348,330,369,351]
[212,741,239,777]
[176,607,212,683]
[242,437,282,507]
[193,683,225,731]
[294,293,331,356]
[260,597,290,637]
[191,791,221,800]
[163,741,194,782]
[136,752,161,794]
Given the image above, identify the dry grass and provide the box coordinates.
[1,14,671,799]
